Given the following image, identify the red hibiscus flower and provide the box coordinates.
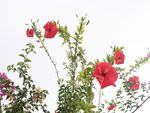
[92,62,118,89]
[26,28,34,37]
[107,103,116,111]
[128,76,140,90]
[114,50,125,65]
[43,21,58,38]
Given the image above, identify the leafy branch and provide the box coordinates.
[6,43,50,113]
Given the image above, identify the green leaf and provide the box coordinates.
[19,54,25,58]
[24,58,31,62]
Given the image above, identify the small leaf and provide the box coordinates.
[19,54,25,58]
[24,58,31,62]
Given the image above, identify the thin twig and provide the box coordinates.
[32,23,60,83]
[39,38,60,81]
[132,96,150,113]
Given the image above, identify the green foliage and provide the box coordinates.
[5,43,50,113]
[55,16,96,113]
[44,16,150,113]
[12,16,150,113]
[111,56,150,113]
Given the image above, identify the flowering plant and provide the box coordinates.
[1,16,150,113]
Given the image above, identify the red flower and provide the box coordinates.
[92,62,118,89]
[128,76,140,90]
[114,50,125,65]
[107,103,116,111]
[26,28,34,37]
[43,21,58,38]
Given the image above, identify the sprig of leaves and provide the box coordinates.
[5,43,50,113]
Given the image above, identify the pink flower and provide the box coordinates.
[0,72,8,80]
[114,50,125,65]
[147,52,150,58]
[92,62,118,89]
[43,21,58,38]
[128,76,140,90]
[0,87,4,96]
[26,28,34,37]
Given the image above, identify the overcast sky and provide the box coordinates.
[0,0,150,112]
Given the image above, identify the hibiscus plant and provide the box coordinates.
[0,15,150,113]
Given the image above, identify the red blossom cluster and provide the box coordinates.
[92,49,141,111]
[26,21,58,38]
[92,50,125,89]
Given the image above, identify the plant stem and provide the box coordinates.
[132,96,150,113]
[72,36,79,95]
[39,38,60,81]
[98,87,102,110]
[32,23,60,83]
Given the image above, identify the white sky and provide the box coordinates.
[0,0,150,113]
